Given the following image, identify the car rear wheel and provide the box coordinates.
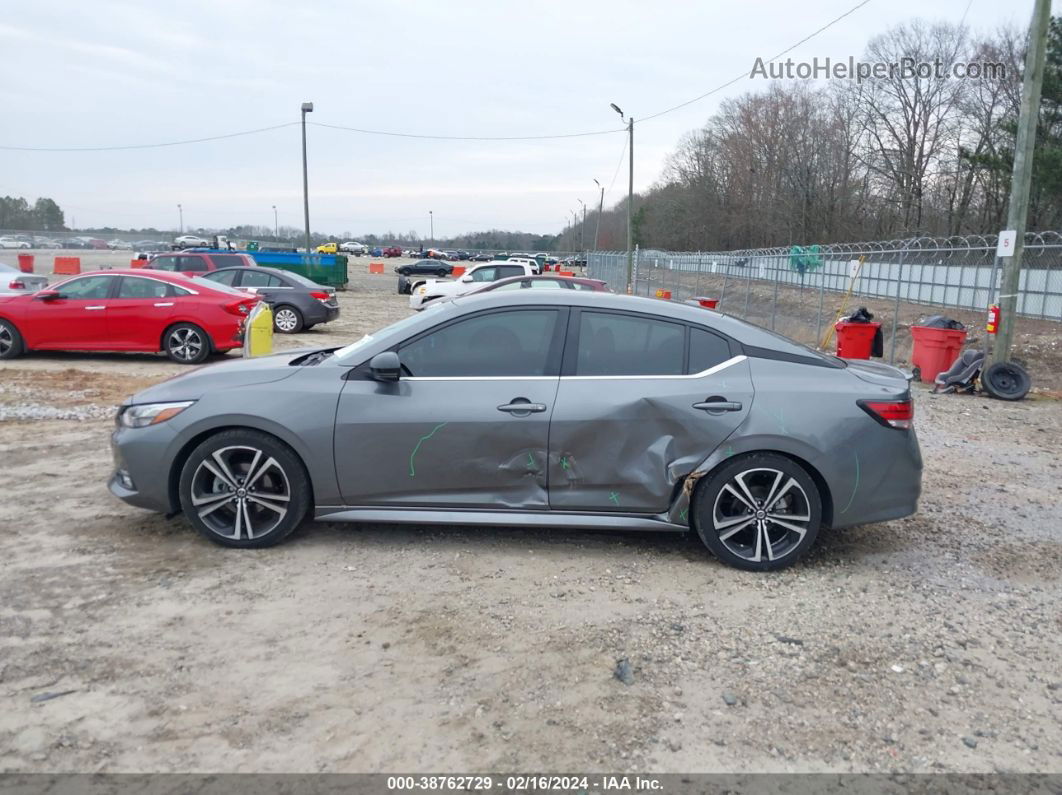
[273,305,304,333]
[692,453,821,571]
[436,269,448,277]
[164,323,211,364]
[178,429,311,548]
[0,319,25,359]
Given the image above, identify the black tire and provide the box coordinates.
[272,305,304,334]
[981,361,1031,401]
[303,323,316,331]
[0,319,25,359]
[164,323,211,364]
[692,452,822,571]
[436,269,448,277]
[178,429,311,549]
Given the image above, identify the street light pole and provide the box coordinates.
[570,211,578,252]
[272,205,278,240]
[592,178,603,251]
[577,199,586,253]
[611,103,634,292]
[429,210,434,246]
[300,101,314,254]
[177,203,183,235]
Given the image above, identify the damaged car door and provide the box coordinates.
[334,307,566,508]
[547,310,754,513]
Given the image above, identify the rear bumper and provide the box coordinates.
[304,302,340,325]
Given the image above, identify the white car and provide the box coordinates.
[0,261,49,294]
[173,234,210,248]
[506,256,541,274]
[409,261,535,310]
[0,237,31,250]
[339,241,367,255]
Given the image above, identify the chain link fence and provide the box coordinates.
[587,233,1062,366]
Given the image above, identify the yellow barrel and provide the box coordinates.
[244,302,274,357]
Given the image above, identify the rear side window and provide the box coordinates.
[117,277,170,299]
[400,309,559,377]
[575,311,684,376]
[210,254,249,268]
[496,265,526,279]
[176,256,205,272]
[241,270,283,288]
[689,328,733,373]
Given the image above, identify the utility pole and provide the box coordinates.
[994,0,1051,363]
[578,199,587,253]
[611,103,634,292]
[301,101,314,254]
[177,203,183,234]
[570,210,578,252]
[593,178,603,251]
[429,210,434,245]
[272,205,278,239]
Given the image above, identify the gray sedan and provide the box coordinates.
[109,291,922,571]
[0,262,49,295]
[199,266,339,333]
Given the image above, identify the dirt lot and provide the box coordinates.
[1,258,1060,774]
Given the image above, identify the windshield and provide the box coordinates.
[333,311,428,361]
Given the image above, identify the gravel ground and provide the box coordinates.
[0,258,1059,774]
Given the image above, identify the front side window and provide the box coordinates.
[56,274,114,300]
[177,256,205,272]
[400,309,559,377]
[575,311,684,376]
[117,277,170,299]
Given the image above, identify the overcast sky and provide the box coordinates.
[0,0,1041,238]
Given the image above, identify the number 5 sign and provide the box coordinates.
[996,230,1017,257]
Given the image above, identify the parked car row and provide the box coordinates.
[0,255,342,363]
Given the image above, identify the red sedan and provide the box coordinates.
[0,269,260,364]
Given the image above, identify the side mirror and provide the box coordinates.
[34,290,60,301]
[369,351,401,382]
[460,275,473,283]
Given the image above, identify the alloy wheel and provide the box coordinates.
[274,308,299,333]
[169,327,204,361]
[0,325,13,356]
[711,467,812,563]
[190,445,291,541]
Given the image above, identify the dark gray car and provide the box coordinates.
[199,266,339,333]
[109,291,921,571]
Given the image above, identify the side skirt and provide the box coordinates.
[313,506,687,532]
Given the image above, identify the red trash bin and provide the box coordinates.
[17,254,34,273]
[834,321,880,360]
[910,325,967,383]
[692,296,719,308]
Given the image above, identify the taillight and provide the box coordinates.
[310,291,330,302]
[224,300,254,316]
[9,280,25,290]
[859,399,914,429]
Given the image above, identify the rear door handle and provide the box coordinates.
[85,305,106,311]
[497,401,547,414]
[153,302,174,307]
[693,399,743,412]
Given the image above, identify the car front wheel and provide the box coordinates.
[692,453,821,571]
[178,429,311,548]
[164,323,211,364]
[273,305,304,333]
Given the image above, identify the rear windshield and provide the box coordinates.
[282,271,326,289]
[720,313,846,367]
[197,280,249,298]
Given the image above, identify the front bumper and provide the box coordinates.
[108,424,180,514]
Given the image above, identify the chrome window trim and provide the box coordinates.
[400,356,746,382]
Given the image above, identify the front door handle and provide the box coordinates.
[154,302,174,307]
[693,398,743,412]
[85,305,106,311]
[498,400,547,415]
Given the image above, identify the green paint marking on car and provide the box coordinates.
[527,452,535,468]
[560,456,570,471]
[839,451,860,513]
[679,507,688,522]
[408,422,449,478]
[609,491,619,505]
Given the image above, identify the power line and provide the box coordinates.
[606,134,629,195]
[308,121,624,141]
[639,0,874,123]
[0,122,300,152]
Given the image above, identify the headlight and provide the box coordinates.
[415,286,427,295]
[117,401,195,428]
